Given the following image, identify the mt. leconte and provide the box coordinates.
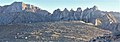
[0,2,120,35]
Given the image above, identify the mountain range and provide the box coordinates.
[0,2,120,42]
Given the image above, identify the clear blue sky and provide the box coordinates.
[0,0,120,13]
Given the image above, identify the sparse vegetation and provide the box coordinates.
[0,21,111,42]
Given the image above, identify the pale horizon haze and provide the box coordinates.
[0,0,120,13]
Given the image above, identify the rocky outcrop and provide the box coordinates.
[51,7,82,21]
[52,6,118,29]
[79,6,119,35]
[51,8,62,21]
[0,12,51,25]
[0,2,51,24]
[105,23,120,35]
[3,2,23,13]
[1,2,41,13]
[74,7,82,20]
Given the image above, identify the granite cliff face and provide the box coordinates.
[51,8,82,21]
[51,6,119,35]
[0,2,51,24]
[1,2,41,13]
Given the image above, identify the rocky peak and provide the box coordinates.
[1,2,41,13]
[83,6,98,12]
[77,7,82,12]
[12,1,23,3]
[62,8,69,15]
[84,7,90,11]
[55,8,61,12]
[11,2,27,10]
[92,5,98,11]
[11,2,23,5]
[53,8,61,14]
[63,8,69,12]
[70,9,74,12]
[0,6,1,7]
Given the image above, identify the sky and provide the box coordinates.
[0,0,120,13]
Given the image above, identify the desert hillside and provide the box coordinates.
[0,21,112,42]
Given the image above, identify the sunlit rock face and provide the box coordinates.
[0,2,50,25]
[81,6,117,26]
[95,18,102,26]
[93,14,119,35]
[108,12,120,23]
[93,13,117,26]
[97,14,117,28]
[79,6,120,36]
[1,2,41,13]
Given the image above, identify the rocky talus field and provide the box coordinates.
[0,21,112,42]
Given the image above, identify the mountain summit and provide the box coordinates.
[1,2,41,13]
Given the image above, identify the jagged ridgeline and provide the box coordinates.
[0,2,119,25]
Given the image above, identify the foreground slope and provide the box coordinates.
[0,21,111,42]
